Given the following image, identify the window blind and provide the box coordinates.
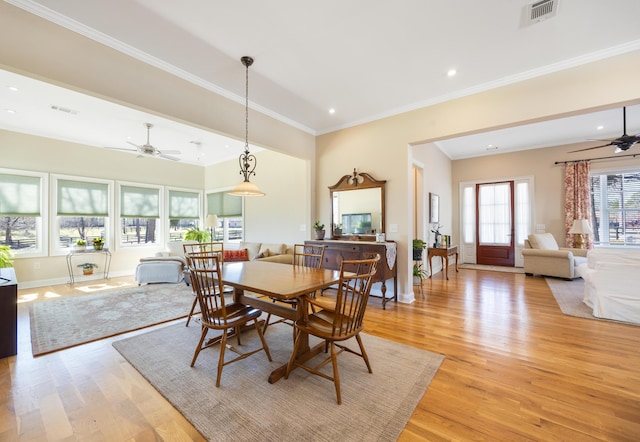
[121,185,159,218]
[169,190,200,219]
[0,173,41,216]
[57,179,108,216]
[207,191,242,217]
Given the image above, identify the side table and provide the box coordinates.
[66,248,112,284]
[427,246,459,280]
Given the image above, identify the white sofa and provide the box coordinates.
[135,240,295,285]
[577,248,640,323]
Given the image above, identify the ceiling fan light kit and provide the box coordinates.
[570,107,640,154]
[229,56,265,197]
[107,122,182,161]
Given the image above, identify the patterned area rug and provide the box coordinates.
[545,278,593,319]
[113,321,445,441]
[30,283,194,356]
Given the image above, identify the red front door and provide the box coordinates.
[476,181,515,266]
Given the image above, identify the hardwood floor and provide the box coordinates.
[2,270,640,441]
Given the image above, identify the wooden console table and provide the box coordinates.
[0,268,18,358]
[427,245,459,280]
[305,240,397,309]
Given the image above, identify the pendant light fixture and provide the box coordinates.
[228,56,265,197]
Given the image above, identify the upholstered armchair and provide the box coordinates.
[522,233,588,280]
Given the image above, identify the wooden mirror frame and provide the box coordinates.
[329,169,386,241]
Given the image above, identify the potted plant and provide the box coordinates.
[313,221,325,240]
[184,227,211,243]
[333,223,343,236]
[0,245,14,268]
[412,239,426,261]
[77,262,98,275]
[412,262,428,285]
[75,239,86,250]
[92,237,105,250]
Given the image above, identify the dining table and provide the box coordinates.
[219,260,342,383]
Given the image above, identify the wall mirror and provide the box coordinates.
[430,192,439,224]
[329,169,386,240]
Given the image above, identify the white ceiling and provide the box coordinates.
[2,0,640,165]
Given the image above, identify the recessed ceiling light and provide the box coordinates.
[7,86,18,92]
[596,125,604,131]
[486,145,498,151]
[5,109,16,114]
[329,108,335,114]
[447,69,457,77]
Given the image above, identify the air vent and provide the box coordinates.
[524,0,558,25]
[50,105,78,115]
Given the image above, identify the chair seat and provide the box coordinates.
[208,302,262,327]
[298,310,354,339]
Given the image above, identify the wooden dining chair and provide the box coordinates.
[184,242,224,326]
[186,252,272,387]
[262,243,325,334]
[285,254,379,404]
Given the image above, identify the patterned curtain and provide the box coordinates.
[564,161,592,248]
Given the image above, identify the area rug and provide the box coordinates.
[30,283,194,356]
[113,321,444,441]
[545,278,593,319]
[459,263,524,273]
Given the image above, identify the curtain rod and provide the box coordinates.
[554,152,640,165]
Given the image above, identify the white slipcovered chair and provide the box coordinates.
[522,233,587,280]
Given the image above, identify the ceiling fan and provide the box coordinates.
[107,122,182,161]
[570,107,640,154]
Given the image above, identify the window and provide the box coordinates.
[207,191,243,242]
[0,169,47,255]
[168,189,201,241]
[590,171,640,246]
[119,184,161,246]
[54,176,111,253]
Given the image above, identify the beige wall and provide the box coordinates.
[4,1,640,298]
[452,141,640,248]
[317,50,640,301]
[1,129,204,286]
[3,129,310,287]
[205,150,311,246]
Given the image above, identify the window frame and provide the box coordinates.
[166,186,203,243]
[50,174,113,256]
[0,168,48,258]
[590,166,640,247]
[206,187,244,243]
[116,181,164,249]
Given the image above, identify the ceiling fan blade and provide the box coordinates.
[159,149,181,155]
[127,141,142,149]
[105,146,137,152]
[159,153,180,161]
[569,143,613,153]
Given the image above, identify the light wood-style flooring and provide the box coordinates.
[2,270,640,441]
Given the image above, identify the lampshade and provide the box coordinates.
[228,180,265,197]
[205,214,219,227]
[569,219,593,235]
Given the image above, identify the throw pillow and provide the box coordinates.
[529,233,559,250]
[255,249,271,259]
[259,243,286,256]
[223,248,249,262]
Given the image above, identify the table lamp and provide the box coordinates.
[205,214,219,240]
[569,219,593,249]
